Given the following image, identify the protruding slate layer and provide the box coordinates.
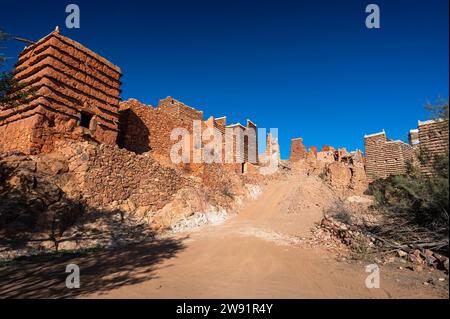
[0,30,122,154]
[418,119,449,176]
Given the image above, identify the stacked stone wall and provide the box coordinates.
[418,119,449,175]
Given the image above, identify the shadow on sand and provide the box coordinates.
[0,236,186,298]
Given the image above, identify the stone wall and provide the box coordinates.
[289,138,307,161]
[0,140,187,245]
[158,96,204,121]
[324,162,368,196]
[47,140,187,214]
[119,98,259,172]
[118,98,194,159]
[364,131,415,179]
[0,30,121,154]
[365,119,448,179]
[418,119,449,175]
[0,139,256,255]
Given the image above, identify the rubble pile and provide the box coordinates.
[314,214,449,274]
[323,162,368,196]
[312,214,376,253]
[395,249,449,273]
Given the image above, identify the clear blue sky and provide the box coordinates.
[1,0,448,159]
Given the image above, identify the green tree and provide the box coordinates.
[368,99,449,252]
[0,28,36,109]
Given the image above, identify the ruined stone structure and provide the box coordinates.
[118,97,258,171]
[418,119,449,175]
[340,150,364,167]
[364,131,415,179]
[0,30,259,173]
[365,118,448,179]
[118,98,196,158]
[289,138,307,161]
[317,149,335,163]
[0,29,122,154]
[290,139,360,168]
[321,145,334,152]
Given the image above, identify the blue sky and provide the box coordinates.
[1,0,448,159]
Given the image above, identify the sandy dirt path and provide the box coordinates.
[84,173,445,299]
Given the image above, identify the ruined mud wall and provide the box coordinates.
[56,141,187,212]
[158,96,204,121]
[364,132,415,179]
[118,99,195,159]
[0,30,121,154]
[324,162,368,196]
[119,98,259,173]
[0,140,187,240]
[317,150,335,163]
[0,140,187,221]
[418,119,449,175]
[289,138,307,162]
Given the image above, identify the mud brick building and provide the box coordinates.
[364,131,416,179]
[0,30,259,172]
[418,119,449,175]
[365,118,449,179]
[0,29,121,154]
[118,97,259,171]
[118,98,196,158]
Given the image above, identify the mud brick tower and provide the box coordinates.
[0,29,122,154]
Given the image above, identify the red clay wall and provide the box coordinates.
[118,99,195,159]
[119,98,259,171]
[289,138,307,162]
[158,96,204,121]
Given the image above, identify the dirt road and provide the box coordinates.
[87,172,446,299]
[0,172,446,298]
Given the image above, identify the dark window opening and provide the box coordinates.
[48,118,55,127]
[80,112,93,129]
